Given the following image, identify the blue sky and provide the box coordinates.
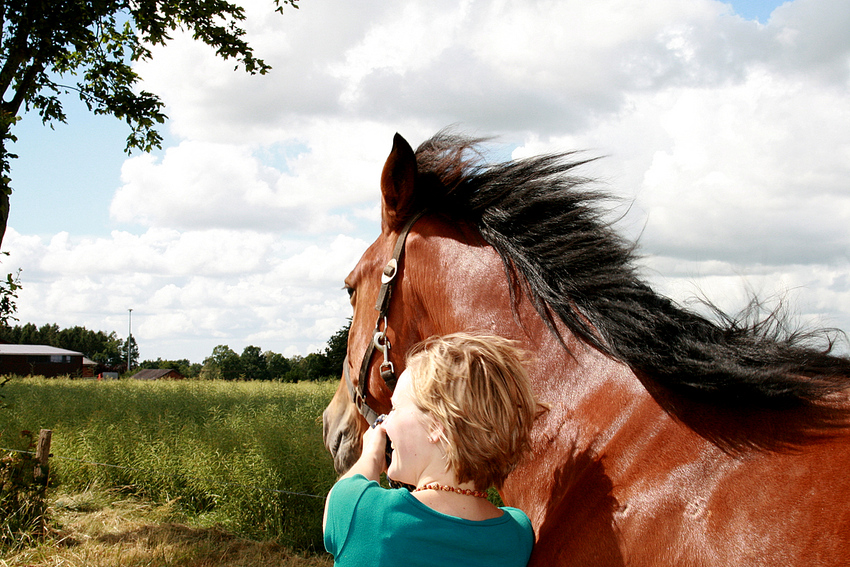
[11,94,161,237]
[730,0,787,21]
[5,0,849,364]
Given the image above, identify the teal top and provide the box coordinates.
[324,475,534,567]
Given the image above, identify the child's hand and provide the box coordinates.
[360,418,388,473]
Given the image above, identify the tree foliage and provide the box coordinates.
[264,350,291,380]
[0,0,299,247]
[200,322,349,382]
[118,334,139,370]
[240,344,268,381]
[201,343,242,380]
[324,318,349,374]
[0,262,20,328]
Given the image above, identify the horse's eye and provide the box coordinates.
[344,285,355,305]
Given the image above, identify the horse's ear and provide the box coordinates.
[380,133,418,233]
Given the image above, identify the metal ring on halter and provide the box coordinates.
[372,414,387,429]
[373,318,390,358]
[373,324,395,376]
[375,315,388,334]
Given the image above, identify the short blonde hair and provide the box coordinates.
[405,332,542,491]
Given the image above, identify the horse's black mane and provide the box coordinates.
[413,131,850,409]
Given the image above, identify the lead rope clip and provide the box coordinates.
[373,320,395,380]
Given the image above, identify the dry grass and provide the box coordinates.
[0,487,333,567]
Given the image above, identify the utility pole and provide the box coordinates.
[127,308,133,371]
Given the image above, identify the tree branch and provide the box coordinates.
[0,18,32,96]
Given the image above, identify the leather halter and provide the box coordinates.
[344,212,424,426]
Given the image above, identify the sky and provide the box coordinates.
[5,0,850,364]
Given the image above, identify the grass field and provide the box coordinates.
[1,484,333,567]
[0,377,340,558]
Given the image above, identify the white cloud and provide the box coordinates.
[5,0,850,364]
[109,121,411,234]
[631,72,850,265]
[18,228,276,277]
[4,227,368,361]
[111,142,314,231]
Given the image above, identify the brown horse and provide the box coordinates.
[322,131,850,566]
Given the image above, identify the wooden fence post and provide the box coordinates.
[33,429,52,486]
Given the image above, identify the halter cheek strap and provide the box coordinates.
[344,211,424,426]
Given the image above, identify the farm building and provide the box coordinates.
[0,344,85,377]
[131,368,185,380]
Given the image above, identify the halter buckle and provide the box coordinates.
[381,259,398,284]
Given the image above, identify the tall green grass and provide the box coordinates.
[0,378,339,551]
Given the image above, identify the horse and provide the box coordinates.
[322,131,850,566]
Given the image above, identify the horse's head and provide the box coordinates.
[322,133,436,473]
[320,130,586,474]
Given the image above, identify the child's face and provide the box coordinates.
[383,369,443,485]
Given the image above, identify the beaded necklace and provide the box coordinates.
[413,482,489,499]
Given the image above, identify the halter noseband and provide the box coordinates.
[344,212,424,426]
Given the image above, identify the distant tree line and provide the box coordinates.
[0,323,125,368]
[0,320,350,382]
[195,321,348,381]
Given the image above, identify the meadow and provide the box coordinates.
[0,377,340,557]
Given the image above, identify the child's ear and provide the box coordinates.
[428,422,447,444]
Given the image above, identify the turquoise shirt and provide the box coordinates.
[324,475,534,567]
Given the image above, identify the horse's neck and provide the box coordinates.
[502,333,661,520]
[427,255,660,519]
[410,227,686,520]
